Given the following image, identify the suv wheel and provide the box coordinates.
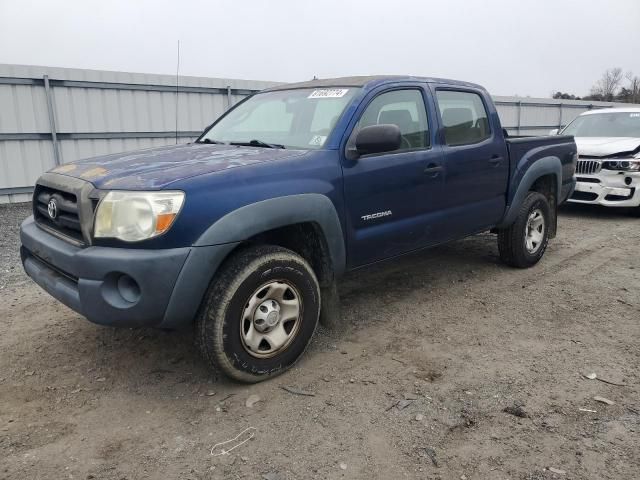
[195,245,320,383]
[498,191,551,268]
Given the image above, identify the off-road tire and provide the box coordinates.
[195,245,320,383]
[498,191,551,268]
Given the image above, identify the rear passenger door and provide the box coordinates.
[432,87,509,238]
[341,86,444,267]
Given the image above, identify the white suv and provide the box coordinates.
[559,108,640,214]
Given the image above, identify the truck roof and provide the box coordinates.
[263,75,485,92]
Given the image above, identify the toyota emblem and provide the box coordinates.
[47,198,58,220]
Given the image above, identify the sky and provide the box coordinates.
[1,0,639,98]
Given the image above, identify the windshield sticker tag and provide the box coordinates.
[308,89,349,99]
[309,135,327,146]
[630,113,640,117]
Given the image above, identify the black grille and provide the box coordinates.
[576,159,601,175]
[571,191,598,201]
[576,177,600,183]
[605,189,634,201]
[33,184,84,244]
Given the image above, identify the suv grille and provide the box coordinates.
[576,158,601,175]
[33,185,84,244]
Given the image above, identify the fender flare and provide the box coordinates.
[498,156,562,228]
[194,193,346,275]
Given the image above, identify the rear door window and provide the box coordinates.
[435,90,491,146]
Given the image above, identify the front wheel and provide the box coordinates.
[498,191,551,268]
[195,245,321,383]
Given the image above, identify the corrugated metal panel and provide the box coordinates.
[2,64,640,203]
[0,139,55,189]
[0,63,278,201]
[493,95,631,135]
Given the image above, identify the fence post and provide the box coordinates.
[558,103,563,130]
[516,101,522,135]
[226,86,232,110]
[43,75,61,165]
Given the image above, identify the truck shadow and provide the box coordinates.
[337,233,500,321]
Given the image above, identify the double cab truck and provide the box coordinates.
[553,107,640,214]
[20,76,577,382]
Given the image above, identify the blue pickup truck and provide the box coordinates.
[20,76,576,382]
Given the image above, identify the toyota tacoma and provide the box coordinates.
[20,76,577,382]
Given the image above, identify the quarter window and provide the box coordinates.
[356,89,429,150]
[436,90,491,146]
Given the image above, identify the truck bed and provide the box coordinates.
[506,135,575,173]
[505,134,576,204]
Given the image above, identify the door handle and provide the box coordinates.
[488,155,503,166]
[423,164,443,178]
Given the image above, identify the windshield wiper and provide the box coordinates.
[197,138,224,144]
[231,139,286,149]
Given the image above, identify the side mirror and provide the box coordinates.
[549,128,560,135]
[355,124,402,156]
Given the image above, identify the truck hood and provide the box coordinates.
[575,137,640,158]
[49,143,307,189]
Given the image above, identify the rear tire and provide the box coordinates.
[498,191,551,268]
[195,245,320,383]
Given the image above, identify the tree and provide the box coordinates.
[589,68,624,101]
[623,71,640,104]
[552,91,580,100]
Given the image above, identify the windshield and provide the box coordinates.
[198,87,360,149]
[562,111,640,138]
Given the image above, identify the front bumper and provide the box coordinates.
[20,216,237,328]
[568,171,640,207]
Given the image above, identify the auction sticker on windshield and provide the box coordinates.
[308,89,349,99]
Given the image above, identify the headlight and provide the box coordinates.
[94,191,185,242]
[601,159,640,172]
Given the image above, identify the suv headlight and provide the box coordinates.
[601,159,640,172]
[94,191,185,242]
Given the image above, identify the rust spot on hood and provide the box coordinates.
[80,167,109,179]
[51,164,77,174]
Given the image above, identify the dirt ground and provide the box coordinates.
[1,202,639,480]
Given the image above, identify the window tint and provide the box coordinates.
[436,90,491,146]
[231,100,293,133]
[310,98,343,134]
[201,88,359,149]
[356,89,429,150]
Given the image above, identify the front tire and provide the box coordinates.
[195,245,320,383]
[498,191,551,268]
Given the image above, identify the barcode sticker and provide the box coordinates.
[308,89,349,99]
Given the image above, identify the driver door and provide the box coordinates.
[341,86,445,267]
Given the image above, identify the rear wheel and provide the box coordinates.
[195,245,320,383]
[498,191,551,268]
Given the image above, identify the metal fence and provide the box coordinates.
[0,64,277,203]
[1,64,639,203]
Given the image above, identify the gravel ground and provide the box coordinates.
[1,202,639,480]
[0,203,31,290]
